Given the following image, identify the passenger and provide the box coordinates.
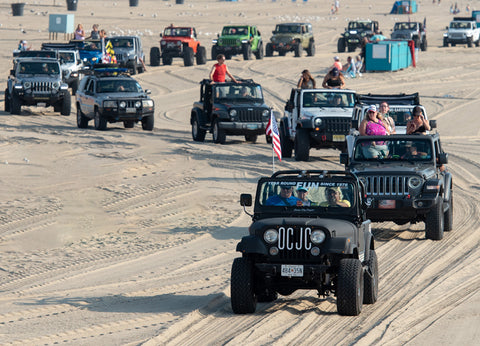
[265,185,301,206]
[320,187,351,207]
[209,54,238,84]
[296,187,315,206]
[378,102,396,134]
[74,24,85,40]
[322,67,345,89]
[359,105,390,158]
[297,69,316,89]
[406,106,431,134]
[401,145,428,159]
[88,24,100,39]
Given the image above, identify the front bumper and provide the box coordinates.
[101,109,154,122]
[17,91,67,106]
[366,196,437,222]
[219,121,267,135]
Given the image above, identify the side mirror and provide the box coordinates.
[240,194,252,207]
[272,30,275,34]
[438,152,448,165]
[429,119,437,129]
[217,33,219,38]
[285,100,293,112]
[10,69,15,76]
[159,33,163,38]
[145,89,151,95]
[339,153,349,165]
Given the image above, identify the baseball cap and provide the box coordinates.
[331,67,339,77]
[297,186,308,192]
[367,105,377,112]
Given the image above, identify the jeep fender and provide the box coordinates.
[324,237,356,255]
[298,118,312,128]
[236,235,268,255]
[443,171,453,202]
[423,178,444,199]
[190,107,204,125]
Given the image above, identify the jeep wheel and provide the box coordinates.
[129,62,137,75]
[254,42,264,60]
[141,115,154,131]
[150,47,161,66]
[414,38,421,50]
[162,54,173,66]
[420,38,427,51]
[363,250,378,305]
[94,109,107,131]
[476,40,480,47]
[467,37,473,48]
[337,258,363,316]
[279,122,293,158]
[265,43,274,57]
[212,119,226,144]
[76,107,89,128]
[191,115,206,142]
[425,196,444,240]
[4,88,11,113]
[10,92,21,115]
[307,40,315,56]
[337,37,346,53]
[196,46,207,65]
[444,191,453,232]
[294,42,303,57]
[124,120,135,128]
[242,43,252,60]
[294,128,310,161]
[231,257,257,314]
[71,80,79,96]
[244,134,257,143]
[211,45,218,60]
[443,38,449,47]
[183,47,195,67]
[61,92,71,116]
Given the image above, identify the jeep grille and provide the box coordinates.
[324,117,350,134]
[237,109,264,122]
[31,82,55,93]
[221,38,239,46]
[362,175,410,196]
[275,226,314,261]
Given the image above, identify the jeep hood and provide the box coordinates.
[350,163,436,177]
[302,107,353,117]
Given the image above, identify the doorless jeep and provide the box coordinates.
[341,134,453,240]
[338,20,379,52]
[232,170,377,316]
[265,23,315,57]
[211,25,263,60]
[391,21,427,51]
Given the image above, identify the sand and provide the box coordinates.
[0,0,479,344]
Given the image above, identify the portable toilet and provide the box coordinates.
[365,40,412,72]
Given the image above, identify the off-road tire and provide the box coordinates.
[162,54,173,66]
[196,46,207,65]
[10,92,22,115]
[279,122,293,158]
[183,47,195,67]
[4,88,10,112]
[414,38,421,49]
[444,191,453,232]
[265,43,274,57]
[129,61,137,75]
[420,38,427,51]
[60,93,71,116]
[337,37,346,53]
[76,107,89,128]
[467,37,473,48]
[150,47,161,66]
[191,115,206,142]
[244,134,257,143]
[242,43,252,60]
[337,258,364,316]
[363,250,378,305]
[476,39,480,47]
[443,38,448,47]
[123,120,135,128]
[71,80,79,96]
[231,257,257,314]
[254,42,264,60]
[212,118,226,144]
[211,45,218,60]
[294,42,303,57]
[307,40,315,56]
[425,196,444,240]
[94,109,107,131]
[141,115,154,131]
[294,128,310,161]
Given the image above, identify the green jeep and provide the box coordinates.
[211,25,263,60]
[266,23,315,57]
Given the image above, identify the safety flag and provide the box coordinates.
[266,111,282,161]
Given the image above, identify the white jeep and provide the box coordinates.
[443,17,480,47]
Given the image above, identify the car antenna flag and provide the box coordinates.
[266,110,282,171]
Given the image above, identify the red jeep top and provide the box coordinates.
[160,26,200,53]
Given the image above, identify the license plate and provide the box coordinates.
[126,107,137,113]
[378,200,395,209]
[246,124,260,130]
[333,135,345,142]
[281,264,304,277]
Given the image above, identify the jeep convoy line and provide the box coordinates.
[265,23,315,57]
[212,25,264,60]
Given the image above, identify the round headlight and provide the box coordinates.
[314,118,322,126]
[52,81,60,89]
[262,110,270,117]
[264,229,278,244]
[229,109,237,117]
[408,176,422,189]
[24,82,31,89]
[135,101,142,108]
[119,101,126,108]
[310,230,326,244]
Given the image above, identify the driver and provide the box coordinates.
[319,187,350,207]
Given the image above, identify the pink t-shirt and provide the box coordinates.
[366,120,388,136]
[334,61,343,71]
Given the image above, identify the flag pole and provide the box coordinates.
[272,145,275,173]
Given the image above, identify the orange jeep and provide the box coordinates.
[150,25,207,67]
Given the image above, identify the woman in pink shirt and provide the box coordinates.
[359,105,390,158]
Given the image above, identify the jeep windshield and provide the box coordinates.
[111,38,134,48]
[258,180,355,210]
[394,23,418,31]
[222,26,248,36]
[164,27,191,36]
[353,137,433,162]
[59,52,75,63]
[214,84,263,102]
[302,91,355,108]
[96,79,142,93]
[275,25,301,34]
[348,22,371,30]
[450,22,472,29]
[17,61,59,75]
[17,51,56,59]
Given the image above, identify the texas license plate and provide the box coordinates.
[333,135,345,142]
[281,264,304,277]
[126,107,136,113]
[378,200,396,209]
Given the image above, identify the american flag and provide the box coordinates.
[266,111,282,161]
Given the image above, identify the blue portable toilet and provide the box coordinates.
[365,40,412,72]
[390,1,417,14]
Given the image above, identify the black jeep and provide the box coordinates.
[231,170,377,316]
[190,79,271,144]
[341,134,453,240]
[338,20,379,52]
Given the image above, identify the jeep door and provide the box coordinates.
[80,78,96,117]
[251,26,260,50]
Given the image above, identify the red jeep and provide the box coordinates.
[150,25,207,67]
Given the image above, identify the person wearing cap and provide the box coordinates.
[320,187,351,207]
[332,56,343,71]
[359,104,390,158]
[378,101,396,134]
[297,69,316,89]
[265,185,301,206]
[406,106,430,134]
[296,186,315,206]
[322,67,345,89]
